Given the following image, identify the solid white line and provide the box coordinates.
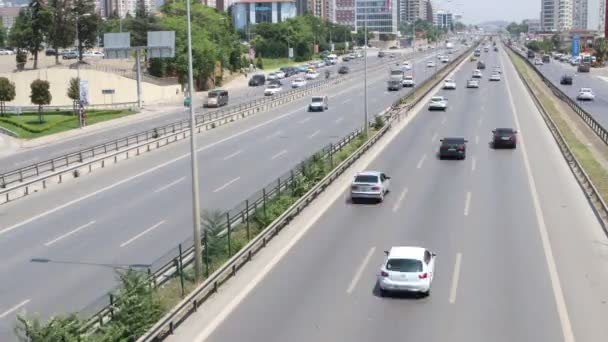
[475,135,480,144]
[334,116,344,124]
[441,117,447,125]
[0,299,30,320]
[471,156,477,172]
[341,99,351,105]
[44,221,96,247]
[478,117,483,126]
[392,187,408,212]
[154,177,185,193]
[120,220,165,248]
[431,132,438,142]
[222,150,243,161]
[449,253,462,304]
[298,117,312,124]
[416,154,427,169]
[464,191,472,216]
[213,177,241,193]
[264,130,282,140]
[270,149,287,160]
[501,52,575,342]
[347,247,376,294]
[308,130,321,139]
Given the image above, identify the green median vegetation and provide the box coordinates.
[508,49,608,204]
[0,110,135,139]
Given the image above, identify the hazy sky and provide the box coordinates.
[432,0,541,24]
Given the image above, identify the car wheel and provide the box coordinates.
[379,288,387,297]
[422,289,431,297]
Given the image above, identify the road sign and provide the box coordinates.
[288,47,294,58]
[79,80,89,106]
[148,31,175,58]
[572,34,580,57]
[104,33,131,59]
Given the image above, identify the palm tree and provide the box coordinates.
[593,38,607,65]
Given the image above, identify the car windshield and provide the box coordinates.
[268,85,279,89]
[354,175,379,183]
[312,97,324,102]
[386,258,422,272]
[495,128,513,134]
[442,138,465,145]
[208,92,219,98]
[431,97,444,102]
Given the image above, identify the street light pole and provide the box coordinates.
[363,1,368,136]
[186,0,203,283]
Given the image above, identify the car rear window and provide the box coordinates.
[386,258,422,272]
[312,97,324,102]
[495,128,513,134]
[354,175,378,183]
[442,138,465,145]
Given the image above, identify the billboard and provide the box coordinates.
[571,34,580,57]
[79,80,89,106]
[148,31,175,58]
[104,33,131,59]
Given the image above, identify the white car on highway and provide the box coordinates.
[275,70,286,79]
[428,96,448,110]
[350,171,390,203]
[534,58,543,65]
[466,79,480,88]
[305,71,320,79]
[443,78,456,89]
[267,72,279,81]
[308,95,328,112]
[83,51,104,58]
[576,88,595,101]
[402,61,412,70]
[441,56,450,63]
[291,78,307,88]
[489,73,501,81]
[402,75,415,87]
[264,84,282,96]
[427,61,436,68]
[472,69,483,78]
[378,246,436,297]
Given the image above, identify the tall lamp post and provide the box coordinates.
[75,12,91,129]
[363,1,368,136]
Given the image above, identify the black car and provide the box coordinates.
[268,79,282,86]
[45,49,57,56]
[477,61,486,69]
[439,137,468,160]
[248,74,266,86]
[338,66,350,74]
[560,74,573,85]
[280,67,297,77]
[577,64,590,73]
[378,51,386,58]
[389,46,398,50]
[492,128,517,148]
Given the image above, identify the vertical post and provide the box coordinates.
[246,199,250,241]
[226,212,232,257]
[204,228,209,277]
[178,243,185,297]
[136,49,143,109]
[277,178,281,196]
[186,0,203,284]
[363,3,368,136]
[263,188,267,218]
[109,294,114,319]
[330,143,334,168]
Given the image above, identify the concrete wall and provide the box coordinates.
[0,68,182,107]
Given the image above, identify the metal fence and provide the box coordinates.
[506,44,608,146]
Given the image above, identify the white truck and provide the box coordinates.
[446,42,454,49]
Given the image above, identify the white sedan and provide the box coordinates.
[576,88,595,101]
[401,61,412,70]
[266,72,279,81]
[443,78,456,89]
[291,78,307,88]
[427,61,436,68]
[466,79,480,88]
[305,71,319,79]
[378,246,436,297]
[489,73,501,81]
[83,51,104,58]
[472,69,483,78]
[441,56,450,63]
[428,96,448,110]
[264,84,282,96]
[275,70,286,79]
[350,171,390,203]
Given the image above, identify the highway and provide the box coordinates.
[171,45,608,342]
[0,49,390,172]
[0,45,462,339]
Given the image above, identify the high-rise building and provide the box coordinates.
[399,0,426,24]
[525,18,542,32]
[434,10,452,29]
[355,0,398,34]
[558,0,573,30]
[540,0,572,31]
[600,0,606,35]
[232,0,297,30]
[425,0,432,22]
[572,0,587,29]
[308,0,334,21]
[335,0,356,27]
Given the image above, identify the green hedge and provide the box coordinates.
[0,110,126,134]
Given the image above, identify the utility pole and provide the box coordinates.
[186,0,203,283]
[412,19,416,92]
[363,0,368,136]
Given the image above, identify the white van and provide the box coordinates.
[327,54,338,65]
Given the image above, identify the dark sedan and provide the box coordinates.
[338,66,350,74]
[560,75,573,85]
[492,128,517,148]
[438,137,468,160]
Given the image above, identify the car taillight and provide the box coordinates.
[351,185,358,190]
[371,186,381,191]
[418,272,428,279]
[381,271,389,277]
[457,145,465,151]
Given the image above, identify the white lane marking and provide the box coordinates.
[431,132,438,142]
[298,117,312,124]
[44,221,96,247]
[0,299,30,320]
[223,150,243,161]
[213,177,241,193]
[416,154,427,169]
[308,130,321,139]
[347,247,376,294]
[441,117,447,125]
[264,130,283,140]
[475,135,480,144]
[120,220,165,248]
[471,156,477,172]
[464,191,472,216]
[501,52,575,342]
[341,99,351,105]
[478,117,483,126]
[334,116,344,124]
[392,187,409,212]
[154,177,185,193]
[449,253,462,304]
[270,149,287,160]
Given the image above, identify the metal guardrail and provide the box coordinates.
[0,49,429,197]
[509,46,608,232]
[506,44,608,147]
[1,102,139,114]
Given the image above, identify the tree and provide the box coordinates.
[14,313,83,341]
[506,21,528,36]
[30,79,51,123]
[67,77,79,115]
[0,26,7,47]
[72,0,100,61]
[47,0,75,65]
[594,38,608,64]
[8,7,51,69]
[551,34,561,50]
[0,77,15,116]
[201,210,228,264]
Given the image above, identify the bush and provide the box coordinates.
[255,56,264,69]
[373,115,385,129]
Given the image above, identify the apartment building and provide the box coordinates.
[540,0,572,31]
[355,0,398,34]
[399,0,427,24]
[308,0,334,21]
[335,0,356,27]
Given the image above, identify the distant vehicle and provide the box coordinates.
[378,246,436,297]
[378,51,386,58]
[472,69,483,78]
[350,171,391,203]
[280,67,297,77]
[338,66,350,74]
[439,137,468,160]
[248,74,266,86]
[305,71,319,79]
[389,67,405,79]
[268,79,282,86]
[576,88,595,101]
[401,61,412,70]
[477,61,486,69]
[470,56,478,62]
[446,42,454,49]
[387,78,401,91]
[291,78,307,88]
[443,78,456,89]
[474,49,481,57]
[274,70,286,79]
[494,46,498,52]
[577,64,590,72]
[83,51,104,58]
[559,55,569,62]
[342,55,352,62]
[264,84,282,96]
[389,53,395,58]
[441,56,450,63]
[297,64,309,73]
[308,95,328,112]
[428,96,448,111]
[389,46,398,50]
[527,50,535,59]
[466,79,480,88]
[62,51,78,59]
[542,55,550,63]
[483,47,489,52]
[205,89,229,108]
[492,66,501,74]
[326,54,338,65]
[437,54,444,60]
[402,75,415,87]
[534,58,543,65]
[427,61,436,68]
[560,74,573,85]
[489,73,501,81]
[45,49,57,56]
[266,72,279,81]
[492,128,517,149]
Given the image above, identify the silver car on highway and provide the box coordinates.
[378,246,436,297]
[350,171,390,203]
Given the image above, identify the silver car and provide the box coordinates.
[466,79,480,88]
[350,171,390,203]
[378,246,436,297]
[428,96,448,110]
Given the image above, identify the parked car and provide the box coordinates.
[266,72,279,81]
[577,64,590,72]
[45,49,57,56]
[378,246,436,297]
[0,49,15,55]
[308,95,328,112]
[83,51,104,58]
[249,74,266,86]
[438,137,468,160]
[205,89,229,108]
[350,171,390,203]
[338,66,350,74]
[62,51,78,59]
[274,70,286,79]
[534,58,543,65]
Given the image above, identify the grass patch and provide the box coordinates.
[0,110,135,139]
[508,49,608,204]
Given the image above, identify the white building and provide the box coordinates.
[434,10,452,30]
[399,0,427,24]
[600,0,605,35]
[572,0,587,29]
[540,0,572,31]
[355,0,398,34]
